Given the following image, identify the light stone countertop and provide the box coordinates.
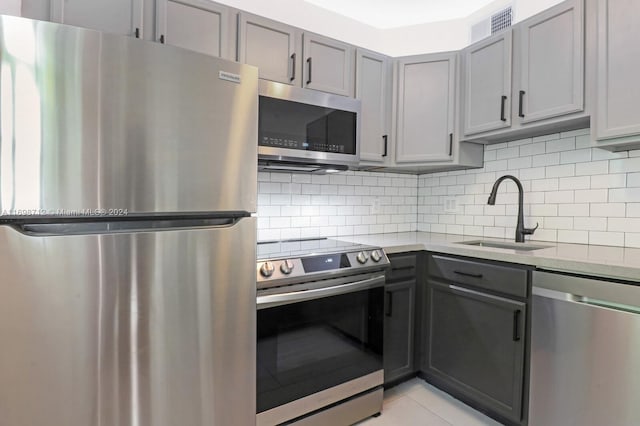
[337,232,640,282]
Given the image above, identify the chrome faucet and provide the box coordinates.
[487,175,538,243]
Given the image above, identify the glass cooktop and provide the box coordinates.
[257,237,378,261]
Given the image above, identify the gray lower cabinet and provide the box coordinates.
[384,279,416,384]
[422,254,530,426]
[384,253,420,385]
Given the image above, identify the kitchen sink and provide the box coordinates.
[457,240,552,251]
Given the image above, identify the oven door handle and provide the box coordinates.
[257,274,385,309]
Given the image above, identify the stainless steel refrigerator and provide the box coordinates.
[0,15,258,426]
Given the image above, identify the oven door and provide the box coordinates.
[256,273,384,424]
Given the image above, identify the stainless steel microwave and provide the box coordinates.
[258,80,361,173]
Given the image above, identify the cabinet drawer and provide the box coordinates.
[387,254,417,282]
[428,255,528,298]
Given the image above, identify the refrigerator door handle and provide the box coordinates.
[5,215,249,236]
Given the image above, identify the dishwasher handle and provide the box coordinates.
[533,286,640,315]
[257,274,385,309]
[533,270,640,315]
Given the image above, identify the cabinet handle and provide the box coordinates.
[382,135,388,157]
[159,34,165,44]
[290,53,296,82]
[453,270,483,279]
[518,90,525,118]
[306,57,312,85]
[448,133,453,156]
[513,310,521,341]
[385,291,392,317]
[500,95,507,122]
[135,28,140,38]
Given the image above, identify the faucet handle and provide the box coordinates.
[523,222,539,235]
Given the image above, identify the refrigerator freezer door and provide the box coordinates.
[0,217,256,426]
[0,15,257,215]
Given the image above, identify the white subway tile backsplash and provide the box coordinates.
[609,158,640,174]
[574,217,607,231]
[590,203,625,217]
[609,188,640,203]
[574,189,608,203]
[258,129,640,247]
[533,153,560,167]
[627,203,640,217]
[575,161,609,176]
[589,231,625,247]
[546,164,575,178]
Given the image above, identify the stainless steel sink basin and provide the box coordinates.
[457,240,552,251]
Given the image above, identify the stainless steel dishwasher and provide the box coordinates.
[530,270,640,426]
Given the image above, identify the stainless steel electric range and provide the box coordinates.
[256,238,390,426]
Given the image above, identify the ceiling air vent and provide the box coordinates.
[470,5,513,43]
[491,6,512,34]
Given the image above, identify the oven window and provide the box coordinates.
[258,97,357,154]
[257,287,383,413]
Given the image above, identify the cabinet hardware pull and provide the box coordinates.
[306,57,312,85]
[513,310,521,341]
[382,135,388,157]
[453,270,483,279]
[159,34,165,44]
[385,291,393,317]
[449,133,453,156]
[135,28,140,38]
[500,95,507,121]
[290,53,296,81]
[518,90,525,118]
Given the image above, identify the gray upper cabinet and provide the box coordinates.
[594,0,640,149]
[517,0,584,124]
[303,33,355,97]
[396,53,456,163]
[356,49,391,163]
[237,13,300,85]
[50,0,143,37]
[462,30,512,136]
[155,0,231,59]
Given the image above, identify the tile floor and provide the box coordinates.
[357,378,502,426]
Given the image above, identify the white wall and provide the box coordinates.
[217,0,563,56]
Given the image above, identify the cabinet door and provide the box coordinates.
[463,30,512,135]
[595,0,640,141]
[518,0,583,124]
[50,0,143,37]
[238,13,300,85]
[396,53,456,163]
[302,33,354,96]
[356,49,390,163]
[384,280,415,384]
[156,0,230,59]
[424,280,526,424]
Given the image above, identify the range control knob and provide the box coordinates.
[356,251,369,264]
[280,259,294,275]
[260,261,275,278]
[370,250,382,263]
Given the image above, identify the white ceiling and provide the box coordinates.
[303,0,498,29]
